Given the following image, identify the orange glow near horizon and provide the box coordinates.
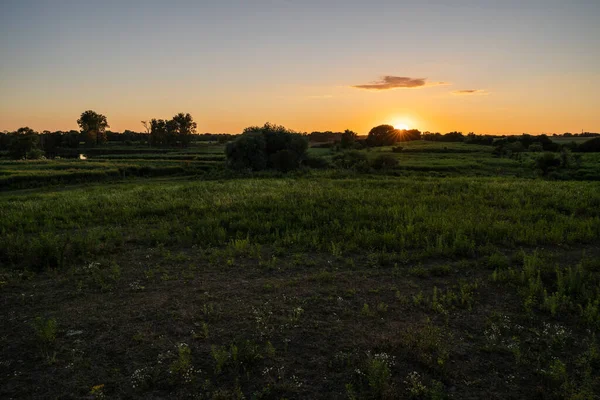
[1,2,600,135]
[393,123,410,131]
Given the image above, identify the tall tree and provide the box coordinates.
[340,129,358,148]
[149,113,197,147]
[8,127,43,159]
[170,113,197,147]
[150,119,168,147]
[141,120,151,134]
[366,125,399,147]
[77,110,109,146]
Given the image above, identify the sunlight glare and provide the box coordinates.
[393,122,410,130]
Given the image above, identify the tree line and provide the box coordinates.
[3,110,599,164]
[0,110,211,159]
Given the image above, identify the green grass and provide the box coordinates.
[1,176,599,270]
[1,140,600,399]
[0,158,223,189]
[3,141,599,190]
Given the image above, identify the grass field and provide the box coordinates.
[1,141,600,399]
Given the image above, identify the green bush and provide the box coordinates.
[225,133,267,171]
[26,148,45,160]
[225,123,307,172]
[270,149,300,172]
[528,143,543,152]
[536,152,561,176]
[332,150,370,171]
[8,127,43,159]
[577,137,600,152]
[370,154,399,170]
[340,129,358,149]
[303,155,330,169]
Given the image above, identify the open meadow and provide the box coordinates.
[3,2,600,398]
[1,138,600,399]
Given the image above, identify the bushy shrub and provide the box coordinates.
[464,133,495,145]
[225,133,267,171]
[340,129,358,149]
[225,123,307,172]
[536,152,561,176]
[26,148,45,160]
[332,150,370,171]
[577,137,600,152]
[303,156,330,169]
[559,148,577,168]
[494,134,559,156]
[270,149,300,172]
[8,127,43,159]
[528,143,543,152]
[370,154,399,170]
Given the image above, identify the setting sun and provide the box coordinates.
[393,123,410,131]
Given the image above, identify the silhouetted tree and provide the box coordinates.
[0,131,12,151]
[77,110,109,146]
[149,113,197,147]
[340,129,358,149]
[63,131,82,148]
[402,129,422,141]
[226,122,308,171]
[40,130,63,157]
[464,133,495,145]
[225,133,267,170]
[150,119,169,147]
[308,131,340,143]
[141,121,151,134]
[366,125,399,147]
[8,127,43,159]
[170,112,197,147]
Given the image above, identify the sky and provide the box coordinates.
[1,0,599,134]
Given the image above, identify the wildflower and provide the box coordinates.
[374,352,396,368]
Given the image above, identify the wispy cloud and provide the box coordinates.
[352,76,448,90]
[452,89,489,95]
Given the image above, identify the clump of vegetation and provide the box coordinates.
[577,137,600,152]
[370,154,399,170]
[366,125,421,146]
[169,343,196,383]
[7,127,44,160]
[32,316,58,363]
[423,131,465,142]
[303,155,330,169]
[332,150,370,171]
[148,113,197,148]
[492,252,600,329]
[536,152,561,176]
[78,110,110,146]
[225,122,308,171]
[340,129,358,149]
[366,353,395,397]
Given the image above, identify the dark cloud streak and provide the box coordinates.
[452,89,488,95]
[353,76,447,90]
